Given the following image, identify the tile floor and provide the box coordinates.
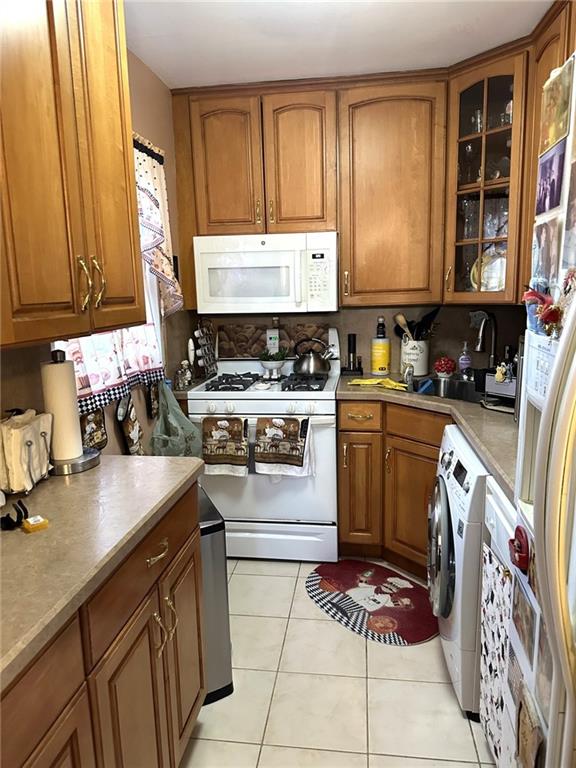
[182,559,495,768]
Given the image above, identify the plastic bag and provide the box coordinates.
[149,380,201,457]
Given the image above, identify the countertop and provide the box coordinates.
[0,455,203,691]
[337,379,517,500]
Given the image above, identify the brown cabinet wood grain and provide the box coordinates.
[262,91,336,232]
[338,82,446,306]
[338,431,382,545]
[190,95,265,234]
[159,530,205,766]
[386,404,451,447]
[384,435,438,568]
[23,686,96,768]
[89,591,171,768]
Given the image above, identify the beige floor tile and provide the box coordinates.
[235,559,301,577]
[230,615,287,671]
[260,746,367,767]
[280,618,366,677]
[298,562,321,578]
[181,739,259,767]
[193,668,275,743]
[228,574,296,617]
[470,719,495,764]
[227,559,238,578]
[265,672,367,753]
[368,679,477,762]
[369,757,476,768]
[367,636,450,683]
[290,578,331,620]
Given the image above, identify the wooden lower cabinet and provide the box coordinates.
[338,431,382,545]
[23,686,96,768]
[89,591,171,768]
[383,435,439,568]
[159,530,205,767]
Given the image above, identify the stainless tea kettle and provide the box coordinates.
[293,337,331,375]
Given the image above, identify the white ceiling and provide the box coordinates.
[125,0,552,89]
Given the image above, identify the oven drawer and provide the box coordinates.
[338,401,382,431]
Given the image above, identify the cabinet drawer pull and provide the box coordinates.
[91,256,106,307]
[385,447,392,473]
[343,270,350,296]
[164,596,179,639]
[444,265,453,291]
[146,538,169,568]
[347,413,373,421]
[153,612,168,657]
[255,199,262,225]
[77,256,93,311]
[269,199,275,223]
[343,442,348,468]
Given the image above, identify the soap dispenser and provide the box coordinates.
[458,341,472,373]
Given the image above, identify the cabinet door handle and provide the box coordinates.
[153,612,169,657]
[343,442,348,468]
[91,256,106,308]
[444,265,453,291]
[146,538,169,568]
[269,199,275,223]
[385,447,392,473]
[343,270,350,296]
[77,256,93,311]
[347,413,373,421]
[255,199,262,225]
[164,596,179,639]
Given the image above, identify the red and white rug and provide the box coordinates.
[305,559,438,645]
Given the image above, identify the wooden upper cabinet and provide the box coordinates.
[445,53,527,304]
[0,0,92,345]
[262,91,337,232]
[190,95,265,234]
[78,0,145,330]
[338,431,382,545]
[519,6,570,298]
[339,82,446,306]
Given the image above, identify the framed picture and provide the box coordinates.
[536,138,566,215]
[535,619,553,725]
[563,161,576,269]
[512,577,536,665]
[539,56,573,155]
[533,217,563,290]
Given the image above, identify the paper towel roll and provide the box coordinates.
[41,360,83,461]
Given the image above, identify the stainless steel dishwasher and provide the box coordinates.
[198,487,234,704]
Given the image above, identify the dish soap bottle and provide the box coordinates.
[371,316,390,376]
[458,341,472,373]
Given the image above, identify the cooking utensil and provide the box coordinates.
[293,337,331,375]
[412,306,441,341]
[393,313,413,341]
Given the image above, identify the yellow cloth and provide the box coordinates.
[348,378,407,390]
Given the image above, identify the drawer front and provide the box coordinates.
[338,401,383,431]
[82,486,198,669]
[386,404,451,446]
[1,616,85,768]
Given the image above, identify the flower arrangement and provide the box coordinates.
[433,356,457,378]
[522,287,562,337]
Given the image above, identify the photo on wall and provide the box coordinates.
[536,138,566,215]
[539,56,573,154]
[532,217,563,290]
[563,161,576,269]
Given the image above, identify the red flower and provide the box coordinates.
[538,304,562,325]
[522,288,552,306]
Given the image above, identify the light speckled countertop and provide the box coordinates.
[338,380,517,500]
[0,455,203,690]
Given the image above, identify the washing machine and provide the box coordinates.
[428,424,490,716]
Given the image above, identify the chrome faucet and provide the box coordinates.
[402,362,415,392]
[469,311,497,368]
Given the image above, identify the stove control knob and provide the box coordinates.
[306,402,316,415]
[441,450,453,470]
[287,402,297,415]
[207,402,217,414]
[462,478,471,493]
[225,402,235,414]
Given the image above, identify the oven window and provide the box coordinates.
[208,266,291,298]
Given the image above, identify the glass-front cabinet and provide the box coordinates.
[445,54,527,302]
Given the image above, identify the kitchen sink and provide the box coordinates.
[417,377,484,404]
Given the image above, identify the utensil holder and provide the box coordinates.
[400,337,429,377]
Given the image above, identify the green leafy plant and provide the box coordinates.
[259,347,288,361]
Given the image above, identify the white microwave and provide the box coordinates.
[193,232,338,314]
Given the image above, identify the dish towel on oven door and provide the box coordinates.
[254,417,314,478]
[202,417,248,476]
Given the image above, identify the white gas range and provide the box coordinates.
[187,329,340,562]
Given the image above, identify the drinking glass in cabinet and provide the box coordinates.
[459,81,484,137]
[458,137,482,187]
[485,129,511,182]
[480,242,507,292]
[457,193,481,241]
[486,75,514,130]
[455,244,479,292]
[483,188,509,239]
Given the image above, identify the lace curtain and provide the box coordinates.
[63,135,182,414]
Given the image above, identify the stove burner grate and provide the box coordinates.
[205,372,262,392]
[281,374,328,392]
